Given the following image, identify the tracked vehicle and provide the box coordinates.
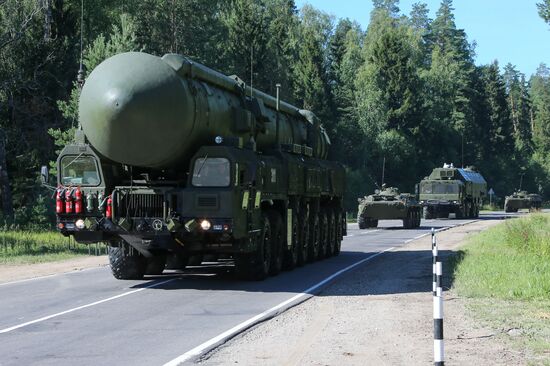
[48,52,346,281]
[357,186,421,229]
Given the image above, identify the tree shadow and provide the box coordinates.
[131,248,462,297]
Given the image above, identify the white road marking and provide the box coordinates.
[162,247,395,366]
[0,278,177,334]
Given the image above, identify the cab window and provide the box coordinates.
[192,158,231,187]
[60,155,101,186]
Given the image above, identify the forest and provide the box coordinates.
[0,0,549,228]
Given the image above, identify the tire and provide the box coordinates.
[403,211,411,229]
[334,210,342,256]
[235,212,271,280]
[283,208,299,270]
[108,242,147,280]
[308,212,320,262]
[268,211,283,276]
[145,253,167,275]
[326,210,336,257]
[318,210,329,259]
[187,255,203,266]
[165,252,189,270]
[423,206,432,219]
[297,210,310,266]
[358,216,367,230]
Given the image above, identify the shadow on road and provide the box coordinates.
[130,248,461,297]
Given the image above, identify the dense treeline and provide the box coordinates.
[0,0,549,226]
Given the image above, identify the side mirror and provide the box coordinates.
[40,165,49,185]
[414,184,419,195]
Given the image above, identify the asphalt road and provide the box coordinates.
[0,211,522,366]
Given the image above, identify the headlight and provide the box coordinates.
[200,219,211,231]
[75,219,85,229]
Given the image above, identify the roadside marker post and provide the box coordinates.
[432,228,444,366]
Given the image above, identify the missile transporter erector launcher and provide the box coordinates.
[357,186,421,229]
[418,164,487,219]
[504,191,542,212]
[53,52,346,281]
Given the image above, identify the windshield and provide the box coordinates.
[192,158,230,187]
[60,155,101,186]
[421,182,460,194]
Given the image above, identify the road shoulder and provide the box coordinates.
[0,256,108,284]
[198,219,527,366]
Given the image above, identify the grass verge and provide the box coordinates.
[0,231,104,265]
[451,213,550,364]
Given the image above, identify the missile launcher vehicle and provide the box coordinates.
[504,191,542,212]
[49,52,346,281]
[418,164,487,219]
[357,186,421,229]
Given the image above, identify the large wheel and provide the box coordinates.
[268,211,283,276]
[423,206,432,219]
[108,241,147,280]
[403,212,411,229]
[334,210,343,256]
[145,253,167,275]
[283,208,299,270]
[165,252,189,270]
[358,216,367,230]
[308,211,320,262]
[318,210,329,259]
[235,212,272,280]
[326,210,336,257]
[297,207,309,266]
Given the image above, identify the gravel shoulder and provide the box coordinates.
[199,219,527,366]
[0,255,108,284]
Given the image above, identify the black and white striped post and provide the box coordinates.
[432,228,444,366]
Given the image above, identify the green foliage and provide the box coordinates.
[0,230,100,264]
[453,214,550,300]
[538,0,550,24]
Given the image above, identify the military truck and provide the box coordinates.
[418,164,487,219]
[357,186,421,229]
[47,52,346,281]
[504,191,542,212]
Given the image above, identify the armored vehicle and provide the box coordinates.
[49,52,346,281]
[418,164,487,219]
[504,191,542,212]
[357,186,421,229]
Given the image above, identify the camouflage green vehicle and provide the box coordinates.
[504,191,542,212]
[46,52,346,281]
[357,186,421,229]
[418,164,487,219]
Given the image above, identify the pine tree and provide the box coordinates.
[292,5,333,123]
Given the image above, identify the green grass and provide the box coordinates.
[0,231,104,264]
[451,213,550,361]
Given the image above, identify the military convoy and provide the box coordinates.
[50,52,346,281]
[418,164,487,219]
[357,186,421,229]
[504,191,542,212]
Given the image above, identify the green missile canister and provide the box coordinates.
[79,52,329,169]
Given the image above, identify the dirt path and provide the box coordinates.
[0,256,108,284]
[199,220,527,366]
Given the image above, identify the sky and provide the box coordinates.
[295,0,549,77]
